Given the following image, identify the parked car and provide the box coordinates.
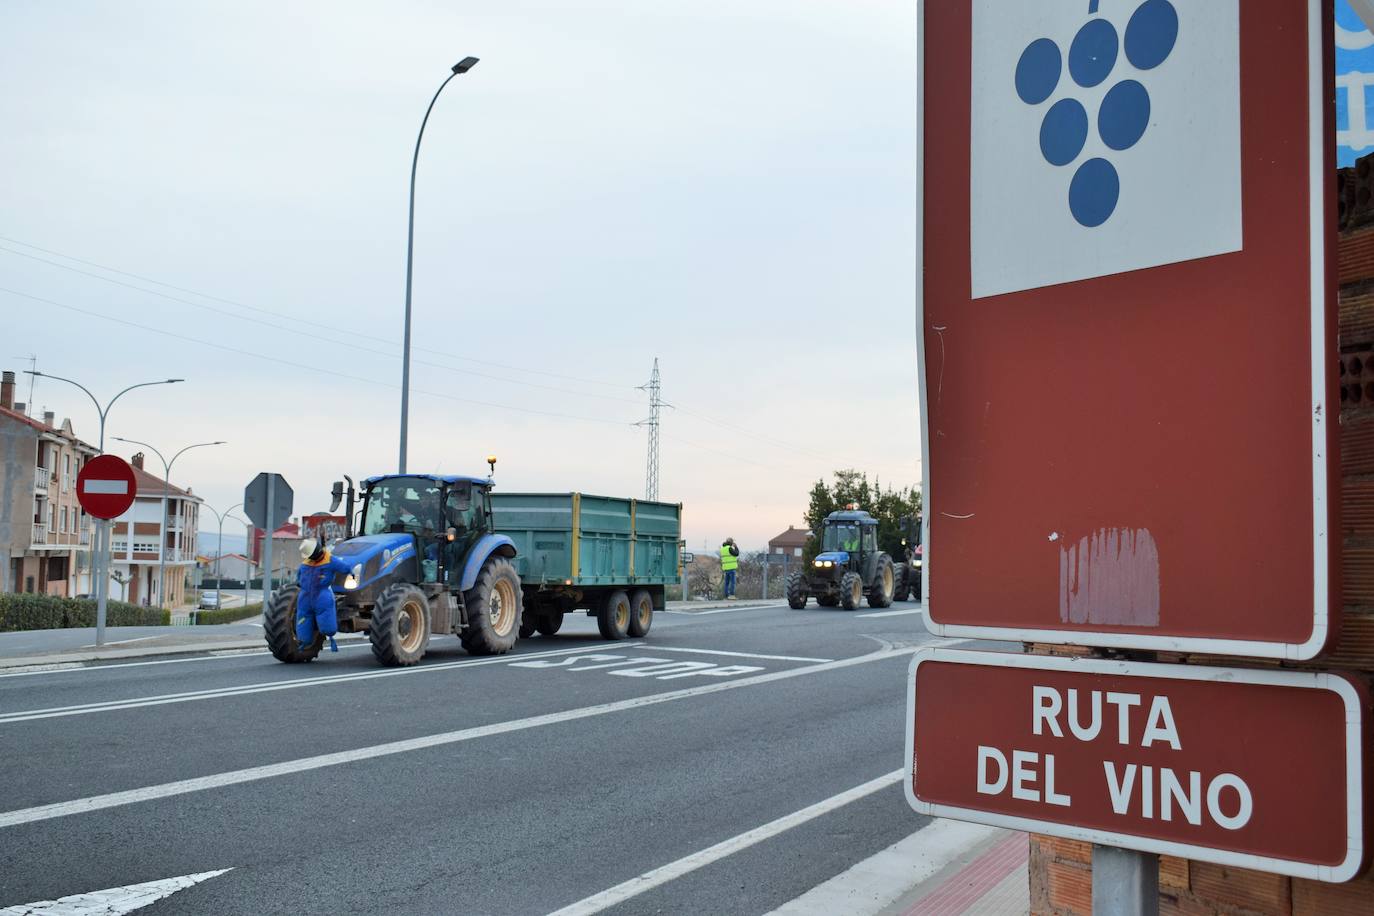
[199,590,221,610]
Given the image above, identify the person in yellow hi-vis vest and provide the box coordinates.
[720,537,740,599]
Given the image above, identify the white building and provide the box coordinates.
[107,452,202,607]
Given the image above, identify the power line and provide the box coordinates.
[0,234,635,391]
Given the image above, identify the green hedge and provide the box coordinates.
[193,603,263,626]
[0,594,170,632]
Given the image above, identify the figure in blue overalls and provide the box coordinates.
[296,537,352,653]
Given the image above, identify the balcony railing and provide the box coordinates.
[79,529,91,547]
[34,471,49,494]
[31,524,48,545]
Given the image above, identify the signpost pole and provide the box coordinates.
[1092,846,1159,916]
[761,555,768,601]
[263,475,276,610]
[95,519,109,646]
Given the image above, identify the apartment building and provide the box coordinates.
[108,452,203,607]
[0,371,98,596]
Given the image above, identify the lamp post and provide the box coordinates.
[112,437,225,611]
[399,56,480,474]
[204,501,243,583]
[24,371,183,646]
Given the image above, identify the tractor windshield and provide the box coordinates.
[823,524,861,553]
[361,477,444,536]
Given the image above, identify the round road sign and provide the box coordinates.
[77,455,138,520]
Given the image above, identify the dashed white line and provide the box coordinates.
[855,609,924,619]
[648,646,832,663]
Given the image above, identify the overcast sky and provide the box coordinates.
[1,0,919,550]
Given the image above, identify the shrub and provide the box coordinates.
[193,604,263,626]
[0,594,169,632]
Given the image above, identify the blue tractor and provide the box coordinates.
[264,462,523,666]
[784,510,895,610]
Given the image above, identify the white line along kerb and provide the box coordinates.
[81,479,129,495]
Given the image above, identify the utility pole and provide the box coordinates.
[636,358,664,501]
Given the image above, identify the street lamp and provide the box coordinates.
[112,437,225,610]
[398,56,480,474]
[203,502,243,582]
[25,371,184,646]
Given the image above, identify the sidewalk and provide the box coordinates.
[0,615,268,671]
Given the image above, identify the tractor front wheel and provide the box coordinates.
[785,572,807,610]
[816,592,840,608]
[461,557,523,656]
[370,583,431,666]
[264,586,322,663]
[840,572,864,610]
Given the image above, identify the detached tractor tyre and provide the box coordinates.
[892,563,909,602]
[461,557,523,656]
[264,585,322,663]
[370,583,431,666]
[868,555,895,608]
[536,611,564,636]
[816,592,840,608]
[598,590,632,640]
[839,572,864,610]
[628,589,654,638]
[785,572,807,610]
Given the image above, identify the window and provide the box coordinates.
[62,454,70,492]
[60,507,68,533]
[794,547,802,557]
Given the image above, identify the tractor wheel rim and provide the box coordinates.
[490,579,517,635]
[398,598,424,653]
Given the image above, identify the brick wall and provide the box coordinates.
[1027,222,1374,916]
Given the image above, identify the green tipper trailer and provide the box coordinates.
[490,492,682,641]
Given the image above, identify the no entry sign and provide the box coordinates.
[905,649,1368,882]
[918,1,1337,657]
[76,455,137,520]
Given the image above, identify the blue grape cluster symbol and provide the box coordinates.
[1015,0,1179,228]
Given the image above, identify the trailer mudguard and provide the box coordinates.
[458,534,518,592]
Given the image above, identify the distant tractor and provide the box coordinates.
[892,514,924,602]
[785,510,895,610]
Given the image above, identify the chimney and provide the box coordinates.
[0,371,12,411]
[42,410,55,427]
[132,452,145,470]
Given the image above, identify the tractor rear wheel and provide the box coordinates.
[840,572,864,610]
[628,589,654,638]
[785,572,807,609]
[264,586,322,663]
[867,555,895,608]
[892,563,909,601]
[461,557,523,656]
[536,611,564,636]
[598,590,632,640]
[370,583,431,666]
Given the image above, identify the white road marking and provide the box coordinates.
[0,646,914,829]
[80,635,164,648]
[0,644,644,725]
[673,603,786,616]
[855,609,923,619]
[647,646,831,663]
[0,868,231,915]
[764,820,1005,916]
[545,771,905,916]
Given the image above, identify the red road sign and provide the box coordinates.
[905,649,1368,882]
[76,455,137,520]
[918,1,1337,658]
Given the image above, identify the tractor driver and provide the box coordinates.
[841,526,859,553]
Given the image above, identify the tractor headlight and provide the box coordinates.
[912,560,923,569]
[344,563,363,590]
[814,559,834,568]
[814,559,823,568]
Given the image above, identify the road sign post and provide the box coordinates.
[77,455,138,646]
[244,473,293,609]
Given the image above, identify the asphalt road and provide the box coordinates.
[0,598,1006,915]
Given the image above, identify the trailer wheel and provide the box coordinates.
[461,557,523,656]
[370,583,431,666]
[536,611,564,636]
[519,621,537,639]
[264,586,322,663]
[785,572,807,610]
[628,589,653,638]
[598,590,631,640]
[840,572,864,610]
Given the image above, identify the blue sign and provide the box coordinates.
[1337,1,1374,166]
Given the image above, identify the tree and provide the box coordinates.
[801,469,922,563]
